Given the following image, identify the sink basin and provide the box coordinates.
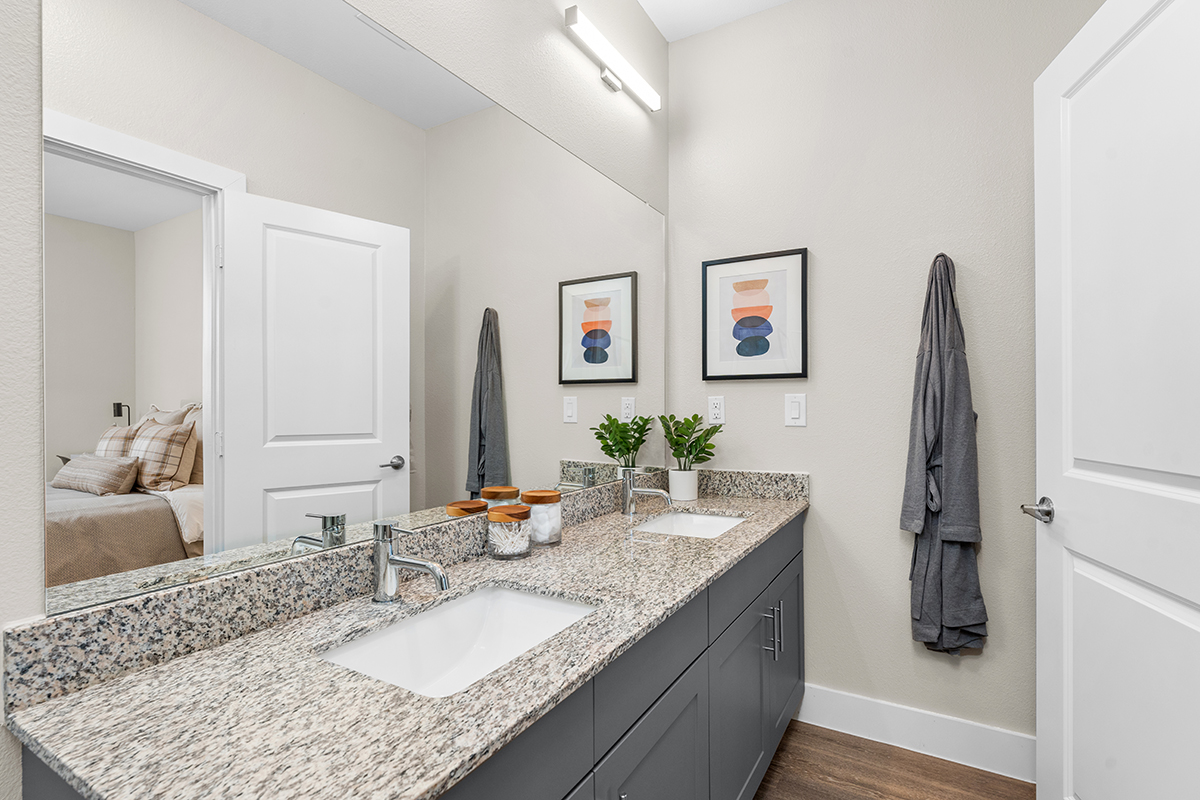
[321,586,595,697]
[633,512,745,539]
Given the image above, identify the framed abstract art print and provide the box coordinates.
[702,248,807,380]
[559,271,638,384]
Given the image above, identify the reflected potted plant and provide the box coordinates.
[589,414,655,478]
[658,413,723,502]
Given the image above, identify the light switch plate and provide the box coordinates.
[708,396,725,424]
[620,397,636,422]
[784,394,806,427]
[563,397,578,424]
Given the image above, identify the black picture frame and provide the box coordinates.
[701,248,807,381]
[559,271,638,385]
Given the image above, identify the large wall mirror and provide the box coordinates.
[42,0,666,615]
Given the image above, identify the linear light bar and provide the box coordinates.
[565,6,661,112]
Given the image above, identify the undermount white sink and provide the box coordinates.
[321,586,595,697]
[634,512,745,539]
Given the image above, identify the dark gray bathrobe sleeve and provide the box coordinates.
[900,254,988,654]
[465,308,510,498]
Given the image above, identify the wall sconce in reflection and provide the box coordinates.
[565,6,661,112]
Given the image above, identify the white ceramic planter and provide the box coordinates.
[668,469,698,502]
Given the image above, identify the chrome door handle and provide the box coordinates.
[1021,496,1054,523]
[380,455,406,470]
[777,600,784,655]
[762,606,781,661]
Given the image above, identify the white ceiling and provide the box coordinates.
[635,0,791,42]
[178,0,494,130]
[44,153,204,231]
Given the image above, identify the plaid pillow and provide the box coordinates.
[130,421,196,491]
[50,454,139,496]
[95,425,141,458]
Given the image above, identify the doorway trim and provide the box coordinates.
[43,109,246,552]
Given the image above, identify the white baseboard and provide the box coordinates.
[795,684,1036,783]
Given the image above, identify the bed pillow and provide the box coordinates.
[184,404,203,484]
[136,404,189,427]
[130,421,196,491]
[95,424,141,458]
[50,454,139,496]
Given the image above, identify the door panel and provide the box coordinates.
[221,192,409,550]
[765,553,804,744]
[709,590,769,800]
[595,653,709,800]
[1034,0,1200,796]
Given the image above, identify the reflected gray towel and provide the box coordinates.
[900,254,988,654]
[465,308,510,498]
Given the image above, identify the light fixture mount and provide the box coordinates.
[565,6,661,112]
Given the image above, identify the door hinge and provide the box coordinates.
[215,244,224,268]
[215,431,225,457]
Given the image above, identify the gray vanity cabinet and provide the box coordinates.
[593,652,710,800]
[709,549,806,800]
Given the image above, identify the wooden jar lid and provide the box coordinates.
[446,499,488,516]
[481,485,520,500]
[487,504,531,522]
[521,490,562,505]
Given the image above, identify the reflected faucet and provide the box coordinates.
[290,513,346,555]
[621,471,673,516]
[555,465,597,492]
[372,521,450,603]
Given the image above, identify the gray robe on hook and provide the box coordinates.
[465,308,510,498]
[900,254,988,654]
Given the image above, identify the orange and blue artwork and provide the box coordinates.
[719,269,787,363]
[581,296,613,363]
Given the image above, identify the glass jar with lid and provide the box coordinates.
[487,504,531,560]
[481,485,521,508]
[521,490,562,547]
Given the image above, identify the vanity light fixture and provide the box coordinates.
[565,6,661,112]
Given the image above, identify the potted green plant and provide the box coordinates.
[658,413,723,501]
[589,414,654,476]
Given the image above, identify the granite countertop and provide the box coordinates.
[10,495,807,800]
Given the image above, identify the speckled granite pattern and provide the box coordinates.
[45,506,463,616]
[6,476,659,715]
[8,494,806,800]
[698,468,809,501]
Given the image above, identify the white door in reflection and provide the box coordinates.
[220,192,409,550]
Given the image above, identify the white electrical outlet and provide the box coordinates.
[620,397,636,422]
[708,396,725,424]
[784,394,806,427]
[563,397,578,423]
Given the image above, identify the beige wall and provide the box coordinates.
[354,0,669,212]
[43,214,136,480]
[667,0,1103,736]
[0,0,43,795]
[424,105,666,506]
[134,209,203,418]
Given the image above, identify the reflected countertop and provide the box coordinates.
[12,495,807,800]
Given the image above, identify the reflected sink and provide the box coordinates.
[321,586,595,697]
[633,512,745,539]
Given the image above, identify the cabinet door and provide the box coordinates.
[594,652,709,800]
[563,773,595,800]
[708,587,771,800]
[764,552,804,746]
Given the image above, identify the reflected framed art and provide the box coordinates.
[559,271,638,384]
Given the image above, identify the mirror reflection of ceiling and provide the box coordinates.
[634,0,790,42]
[43,152,204,231]
[177,0,494,130]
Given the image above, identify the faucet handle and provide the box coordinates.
[306,513,346,529]
[373,520,399,541]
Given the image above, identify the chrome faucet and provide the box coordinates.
[621,471,673,515]
[555,464,597,492]
[372,521,450,603]
[290,513,347,555]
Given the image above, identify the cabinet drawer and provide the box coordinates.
[709,514,804,643]
[439,680,594,800]
[594,652,710,800]
[594,589,707,760]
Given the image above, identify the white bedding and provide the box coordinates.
[146,484,205,544]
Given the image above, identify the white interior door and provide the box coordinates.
[218,192,409,550]
[1034,0,1200,797]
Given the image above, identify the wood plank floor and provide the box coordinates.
[754,722,1035,800]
